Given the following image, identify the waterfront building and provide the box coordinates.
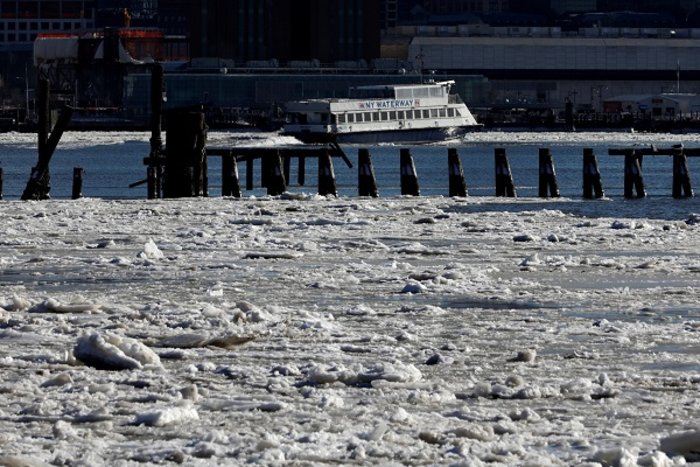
[190,0,380,64]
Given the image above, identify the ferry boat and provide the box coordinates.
[282,80,480,144]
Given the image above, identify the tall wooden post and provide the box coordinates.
[358,148,379,197]
[163,109,207,198]
[400,148,420,196]
[582,148,604,199]
[222,152,241,198]
[448,148,467,197]
[318,150,337,196]
[624,149,646,199]
[266,151,287,196]
[72,167,84,199]
[672,145,693,198]
[538,148,560,198]
[147,167,158,199]
[495,148,516,197]
[21,78,73,200]
[146,63,164,199]
[283,155,291,186]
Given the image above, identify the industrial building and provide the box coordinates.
[190,0,381,63]
[407,27,700,113]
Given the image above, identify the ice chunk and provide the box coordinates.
[74,332,162,371]
[133,401,199,427]
[138,239,164,260]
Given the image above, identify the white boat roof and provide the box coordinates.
[351,80,455,91]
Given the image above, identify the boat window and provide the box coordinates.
[347,113,355,123]
[338,114,346,123]
[396,89,412,99]
[356,113,364,123]
[390,111,397,120]
[381,112,389,121]
[439,108,447,118]
[456,108,463,116]
[415,88,430,99]
[398,111,405,120]
[405,110,413,119]
[422,109,430,118]
[430,87,442,98]
[373,112,380,121]
[430,109,438,118]
[365,112,372,122]
[447,108,455,117]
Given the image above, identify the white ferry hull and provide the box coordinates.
[286,126,476,145]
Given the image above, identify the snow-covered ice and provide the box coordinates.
[1,130,700,464]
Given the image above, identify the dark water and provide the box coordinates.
[1,131,700,210]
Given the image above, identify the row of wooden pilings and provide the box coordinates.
[133,145,693,200]
[0,145,696,200]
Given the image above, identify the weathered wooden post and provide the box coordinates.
[623,149,646,199]
[266,151,287,196]
[246,158,254,190]
[358,148,379,197]
[538,148,560,198]
[21,77,73,200]
[298,156,306,186]
[495,148,516,197]
[583,148,604,199]
[222,152,241,198]
[147,167,158,199]
[163,109,208,198]
[283,155,292,185]
[318,149,337,196]
[448,147,467,197]
[72,167,84,200]
[147,63,164,199]
[672,144,693,198]
[400,148,420,196]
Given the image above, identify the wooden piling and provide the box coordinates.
[400,148,420,196]
[495,148,516,197]
[163,110,207,198]
[672,145,693,198]
[222,152,241,198]
[149,64,164,160]
[147,167,158,199]
[448,148,468,197]
[21,78,74,200]
[318,150,337,197]
[623,149,646,199]
[538,148,560,198]
[266,151,287,196]
[358,148,379,197]
[72,167,84,199]
[582,148,604,199]
[283,155,291,185]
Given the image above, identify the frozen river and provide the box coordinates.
[1,131,700,465]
